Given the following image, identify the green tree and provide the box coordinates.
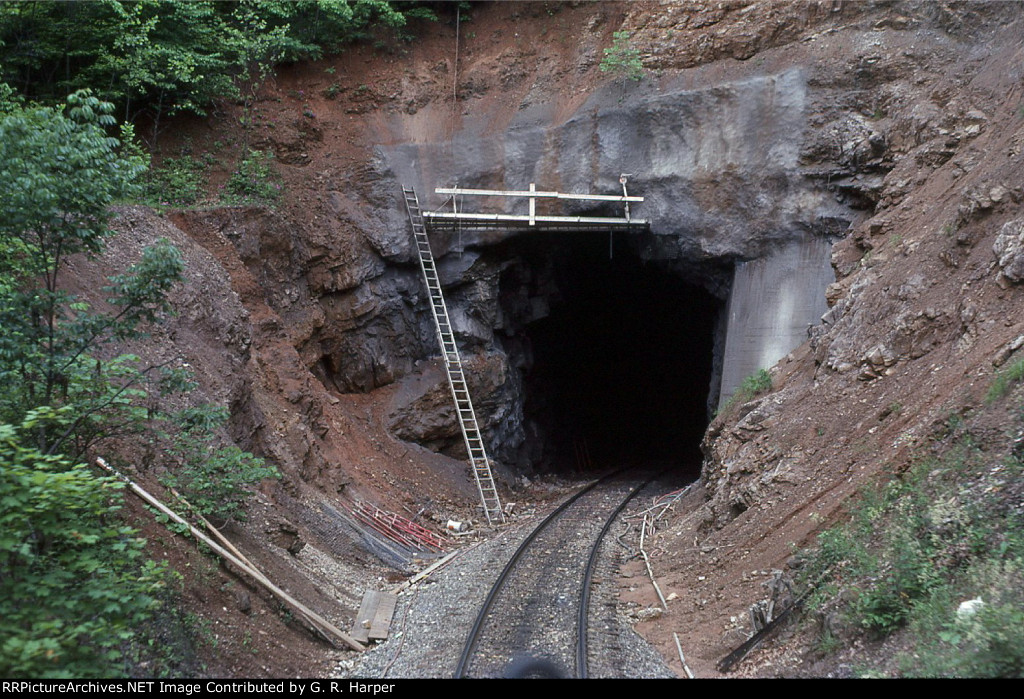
[103,1,240,142]
[600,30,644,88]
[0,0,433,140]
[0,88,183,457]
[0,84,275,676]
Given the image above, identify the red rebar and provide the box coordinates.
[347,500,445,552]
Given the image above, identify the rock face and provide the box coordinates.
[387,351,524,464]
[994,218,1024,284]
[385,66,848,267]
[109,1,1024,488]
[323,33,862,467]
[690,4,1024,530]
[74,2,1024,676]
[299,1,1019,474]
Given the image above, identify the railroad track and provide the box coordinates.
[454,470,659,678]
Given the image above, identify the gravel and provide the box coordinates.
[336,485,676,679]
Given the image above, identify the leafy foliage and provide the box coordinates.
[0,86,272,674]
[986,355,1024,404]
[600,30,644,83]
[903,558,1024,677]
[143,155,209,207]
[796,427,1024,676]
[739,368,773,396]
[0,89,184,457]
[0,420,167,678]
[718,368,773,415]
[0,90,146,273]
[0,0,431,137]
[159,406,279,524]
[221,149,284,206]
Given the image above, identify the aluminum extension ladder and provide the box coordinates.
[402,186,505,525]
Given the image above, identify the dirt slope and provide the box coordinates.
[624,3,1024,676]
[79,1,1024,677]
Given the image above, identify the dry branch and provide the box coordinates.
[640,513,668,609]
[95,457,365,652]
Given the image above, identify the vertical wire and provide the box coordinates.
[451,6,460,147]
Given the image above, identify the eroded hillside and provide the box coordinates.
[61,1,1024,677]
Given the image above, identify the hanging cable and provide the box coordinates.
[457,191,464,259]
[450,5,460,147]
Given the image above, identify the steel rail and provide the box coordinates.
[455,469,656,678]
[576,474,657,678]
[453,472,616,677]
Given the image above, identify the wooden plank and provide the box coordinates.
[368,592,398,641]
[390,550,460,594]
[351,590,381,644]
[435,187,643,202]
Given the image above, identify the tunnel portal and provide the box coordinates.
[494,232,721,479]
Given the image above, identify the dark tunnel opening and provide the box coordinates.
[494,231,722,479]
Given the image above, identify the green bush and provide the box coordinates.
[159,405,279,524]
[718,368,773,414]
[797,430,1024,676]
[0,88,244,675]
[600,31,644,82]
[144,155,207,207]
[986,356,1024,404]
[903,559,1024,677]
[854,528,940,635]
[221,150,283,206]
[740,368,773,396]
[0,421,167,678]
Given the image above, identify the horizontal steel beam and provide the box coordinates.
[424,211,649,226]
[435,187,644,203]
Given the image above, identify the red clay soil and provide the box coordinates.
[88,1,1024,678]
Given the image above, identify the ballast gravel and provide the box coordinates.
[336,501,675,679]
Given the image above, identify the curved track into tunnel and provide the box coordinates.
[454,470,659,678]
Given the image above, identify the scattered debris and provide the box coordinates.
[639,513,669,610]
[347,499,446,552]
[446,520,469,533]
[390,549,462,594]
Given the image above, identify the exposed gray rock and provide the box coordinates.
[994,218,1024,284]
[287,0,1015,488]
[387,351,524,465]
[385,68,849,268]
[993,335,1024,368]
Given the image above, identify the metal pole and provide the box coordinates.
[620,174,632,222]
